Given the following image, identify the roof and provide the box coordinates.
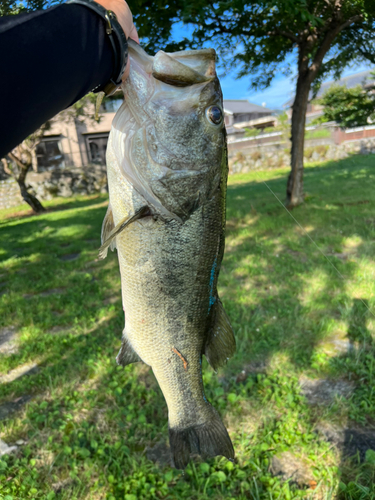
[318,70,375,95]
[223,99,272,114]
[284,69,375,108]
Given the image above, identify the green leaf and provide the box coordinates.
[215,471,227,482]
[365,449,375,464]
[199,462,210,474]
[225,460,234,471]
[227,393,237,403]
[164,471,174,482]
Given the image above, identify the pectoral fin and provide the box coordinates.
[100,204,116,257]
[98,205,150,260]
[116,331,142,366]
[204,299,236,371]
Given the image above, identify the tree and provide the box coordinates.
[132,0,375,207]
[0,0,60,16]
[1,93,101,213]
[2,123,50,212]
[315,80,375,128]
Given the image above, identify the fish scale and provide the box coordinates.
[100,40,236,468]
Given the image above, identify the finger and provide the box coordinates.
[128,24,139,43]
[122,25,139,82]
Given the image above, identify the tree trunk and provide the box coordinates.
[286,74,312,208]
[17,163,46,213]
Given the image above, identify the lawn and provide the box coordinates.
[0,155,374,500]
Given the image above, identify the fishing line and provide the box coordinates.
[256,174,375,320]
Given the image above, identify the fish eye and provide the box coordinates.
[206,106,223,125]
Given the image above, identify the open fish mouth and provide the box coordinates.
[127,39,217,86]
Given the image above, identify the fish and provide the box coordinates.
[99,39,236,469]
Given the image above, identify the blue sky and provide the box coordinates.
[219,62,374,110]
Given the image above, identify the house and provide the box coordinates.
[223,100,275,140]
[34,95,123,171]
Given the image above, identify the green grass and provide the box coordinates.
[1,155,375,499]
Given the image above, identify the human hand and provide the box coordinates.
[93,0,139,81]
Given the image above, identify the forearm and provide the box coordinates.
[0,4,114,158]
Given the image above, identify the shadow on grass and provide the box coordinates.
[0,311,168,498]
[0,194,108,225]
[0,154,374,497]
[1,153,374,399]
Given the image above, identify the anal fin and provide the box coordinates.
[204,299,236,371]
[98,205,150,260]
[116,331,143,366]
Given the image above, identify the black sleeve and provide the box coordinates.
[0,4,116,158]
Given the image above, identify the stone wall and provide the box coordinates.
[229,137,375,175]
[0,164,108,210]
[2,136,375,211]
[0,178,23,210]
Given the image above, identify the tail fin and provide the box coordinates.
[169,408,234,469]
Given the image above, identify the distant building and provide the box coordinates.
[224,100,275,140]
[285,70,375,124]
[32,96,123,171]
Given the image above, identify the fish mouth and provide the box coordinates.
[128,39,217,87]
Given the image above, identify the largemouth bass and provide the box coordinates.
[99,40,236,468]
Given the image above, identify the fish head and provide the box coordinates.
[110,40,227,222]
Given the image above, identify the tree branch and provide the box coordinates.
[204,15,241,35]
[338,14,363,32]
[1,158,13,177]
[267,29,299,43]
[8,151,27,171]
[309,14,363,77]
[31,148,38,173]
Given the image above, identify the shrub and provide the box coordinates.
[304,147,314,159]
[251,151,262,161]
[315,145,329,156]
[305,128,331,140]
[234,152,246,164]
[244,128,260,138]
